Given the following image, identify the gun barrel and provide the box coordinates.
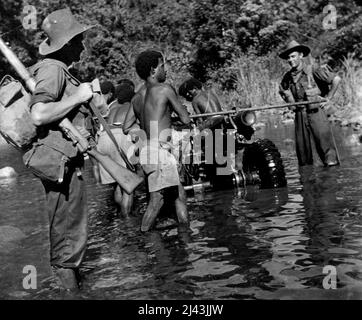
[0,37,36,92]
[189,99,327,119]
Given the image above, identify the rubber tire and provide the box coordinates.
[243,139,287,189]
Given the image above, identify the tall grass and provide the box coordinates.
[221,53,287,109]
[336,55,362,120]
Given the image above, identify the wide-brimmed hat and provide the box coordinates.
[39,8,94,56]
[279,40,311,60]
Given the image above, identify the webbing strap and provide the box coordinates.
[88,96,135,171]
[37,59,135,171]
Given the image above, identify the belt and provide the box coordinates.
[306,108,319,114]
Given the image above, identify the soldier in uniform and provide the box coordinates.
[279,40,341,167]
[29,8,95,291]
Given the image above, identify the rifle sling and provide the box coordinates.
[38,59,135,172]
[88,100,135,172]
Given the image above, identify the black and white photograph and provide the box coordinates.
[0,0,362,306]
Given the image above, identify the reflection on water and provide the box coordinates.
[2,123,362,299]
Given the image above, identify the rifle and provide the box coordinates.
[0,37,142,195]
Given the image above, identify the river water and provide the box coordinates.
[1,121,362,300]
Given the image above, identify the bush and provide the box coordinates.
[208,53,286,109]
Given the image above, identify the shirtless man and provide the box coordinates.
[100,80,115,115]
[123,50,190,232]
[97,80,137,216]
[108,80,136,125]
[178,77,224,130]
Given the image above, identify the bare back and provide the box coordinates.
[125,82,189,139]
[123,84,147,134]
[132,84,147,125]
[107,101,131,125]
[142,83,173,141]
[193,89,223,114]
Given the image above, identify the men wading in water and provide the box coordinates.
[123,50,190,232]
[279,40,341,167]
[29,9,95,291]
[89,81,115,184]
[97,80,137,216]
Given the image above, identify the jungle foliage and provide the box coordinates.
[1,0,362,93]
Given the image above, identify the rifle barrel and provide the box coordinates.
[0,35,143,192]
[0,37,36,91]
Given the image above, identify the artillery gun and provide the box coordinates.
[176,100,325,193]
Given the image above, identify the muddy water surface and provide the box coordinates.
[1,122,362,300]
